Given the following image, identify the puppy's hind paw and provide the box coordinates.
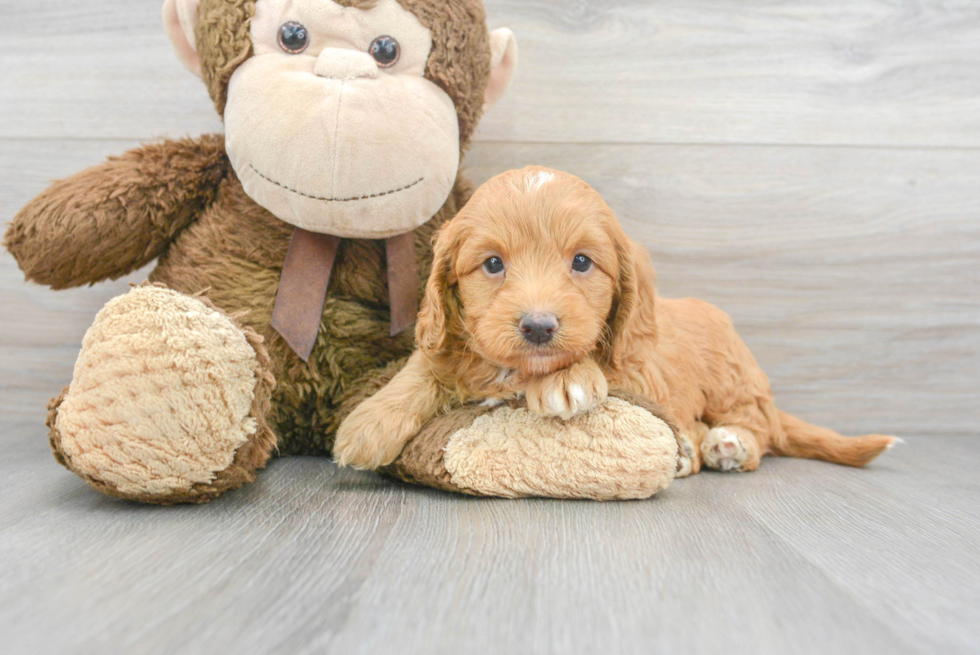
[701,427,750,472]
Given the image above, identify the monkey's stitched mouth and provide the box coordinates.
[249,165,424,203]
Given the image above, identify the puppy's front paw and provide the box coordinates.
[333,404,420,470]
[526,360,609,420]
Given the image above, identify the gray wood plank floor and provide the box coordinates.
[1,418,977,655]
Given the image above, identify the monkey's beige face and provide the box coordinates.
[224,0,460,238]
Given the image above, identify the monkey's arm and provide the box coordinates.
[4,134,229,289]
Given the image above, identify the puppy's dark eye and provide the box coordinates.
[483,257,505,275]
[278,22,310,54]
[369,36,401,68]
[572,254,593,273]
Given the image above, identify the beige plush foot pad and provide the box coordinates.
[386,392,681,501]
[49,284,276,503]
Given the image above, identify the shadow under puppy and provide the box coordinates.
[334,167,897,474]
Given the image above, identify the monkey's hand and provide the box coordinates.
[4,135,228,289]
[525,359,609,420]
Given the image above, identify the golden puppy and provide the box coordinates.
[334,167,897,473]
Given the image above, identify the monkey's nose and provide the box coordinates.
[314,48,379,80]
[519,314,559,345]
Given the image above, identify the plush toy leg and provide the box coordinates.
[383,390,684,501]
[47,284,277,504]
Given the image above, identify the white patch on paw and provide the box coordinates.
[701,427,749,472]
[547,390,566,415]
[480,397,505,408]
[543,384,596,419]
[568,384,588,407]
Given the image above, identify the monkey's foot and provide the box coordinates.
[48,284,276,504]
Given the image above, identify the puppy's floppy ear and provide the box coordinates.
[601,231,658,369]
[416,220,464,354]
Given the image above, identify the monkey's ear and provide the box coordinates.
[163,0,202,77]
[484,28,518,112]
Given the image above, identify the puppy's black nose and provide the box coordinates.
[519,314,559,344]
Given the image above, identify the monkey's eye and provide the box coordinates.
[369,36,401,68]
[572,254,593,273]
[483,257,505,275]
[278,22,310,54]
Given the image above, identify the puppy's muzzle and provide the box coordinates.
[519,313,558,345]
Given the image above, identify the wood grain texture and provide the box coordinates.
[1,1,979,146]
[1,418,977,655]
[479,0,980,146]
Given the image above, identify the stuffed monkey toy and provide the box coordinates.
[5,0,682,503]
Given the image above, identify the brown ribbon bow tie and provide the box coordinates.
[271,227,418,362]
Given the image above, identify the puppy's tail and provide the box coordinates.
[773,410,899,467]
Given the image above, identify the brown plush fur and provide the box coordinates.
[395,0,492,147]
[9,138,471,459]
[5,135,228,289]
[196,0,255,115]
[5,0,493,490]
[335,168,897,472]
[150,169,472,454]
